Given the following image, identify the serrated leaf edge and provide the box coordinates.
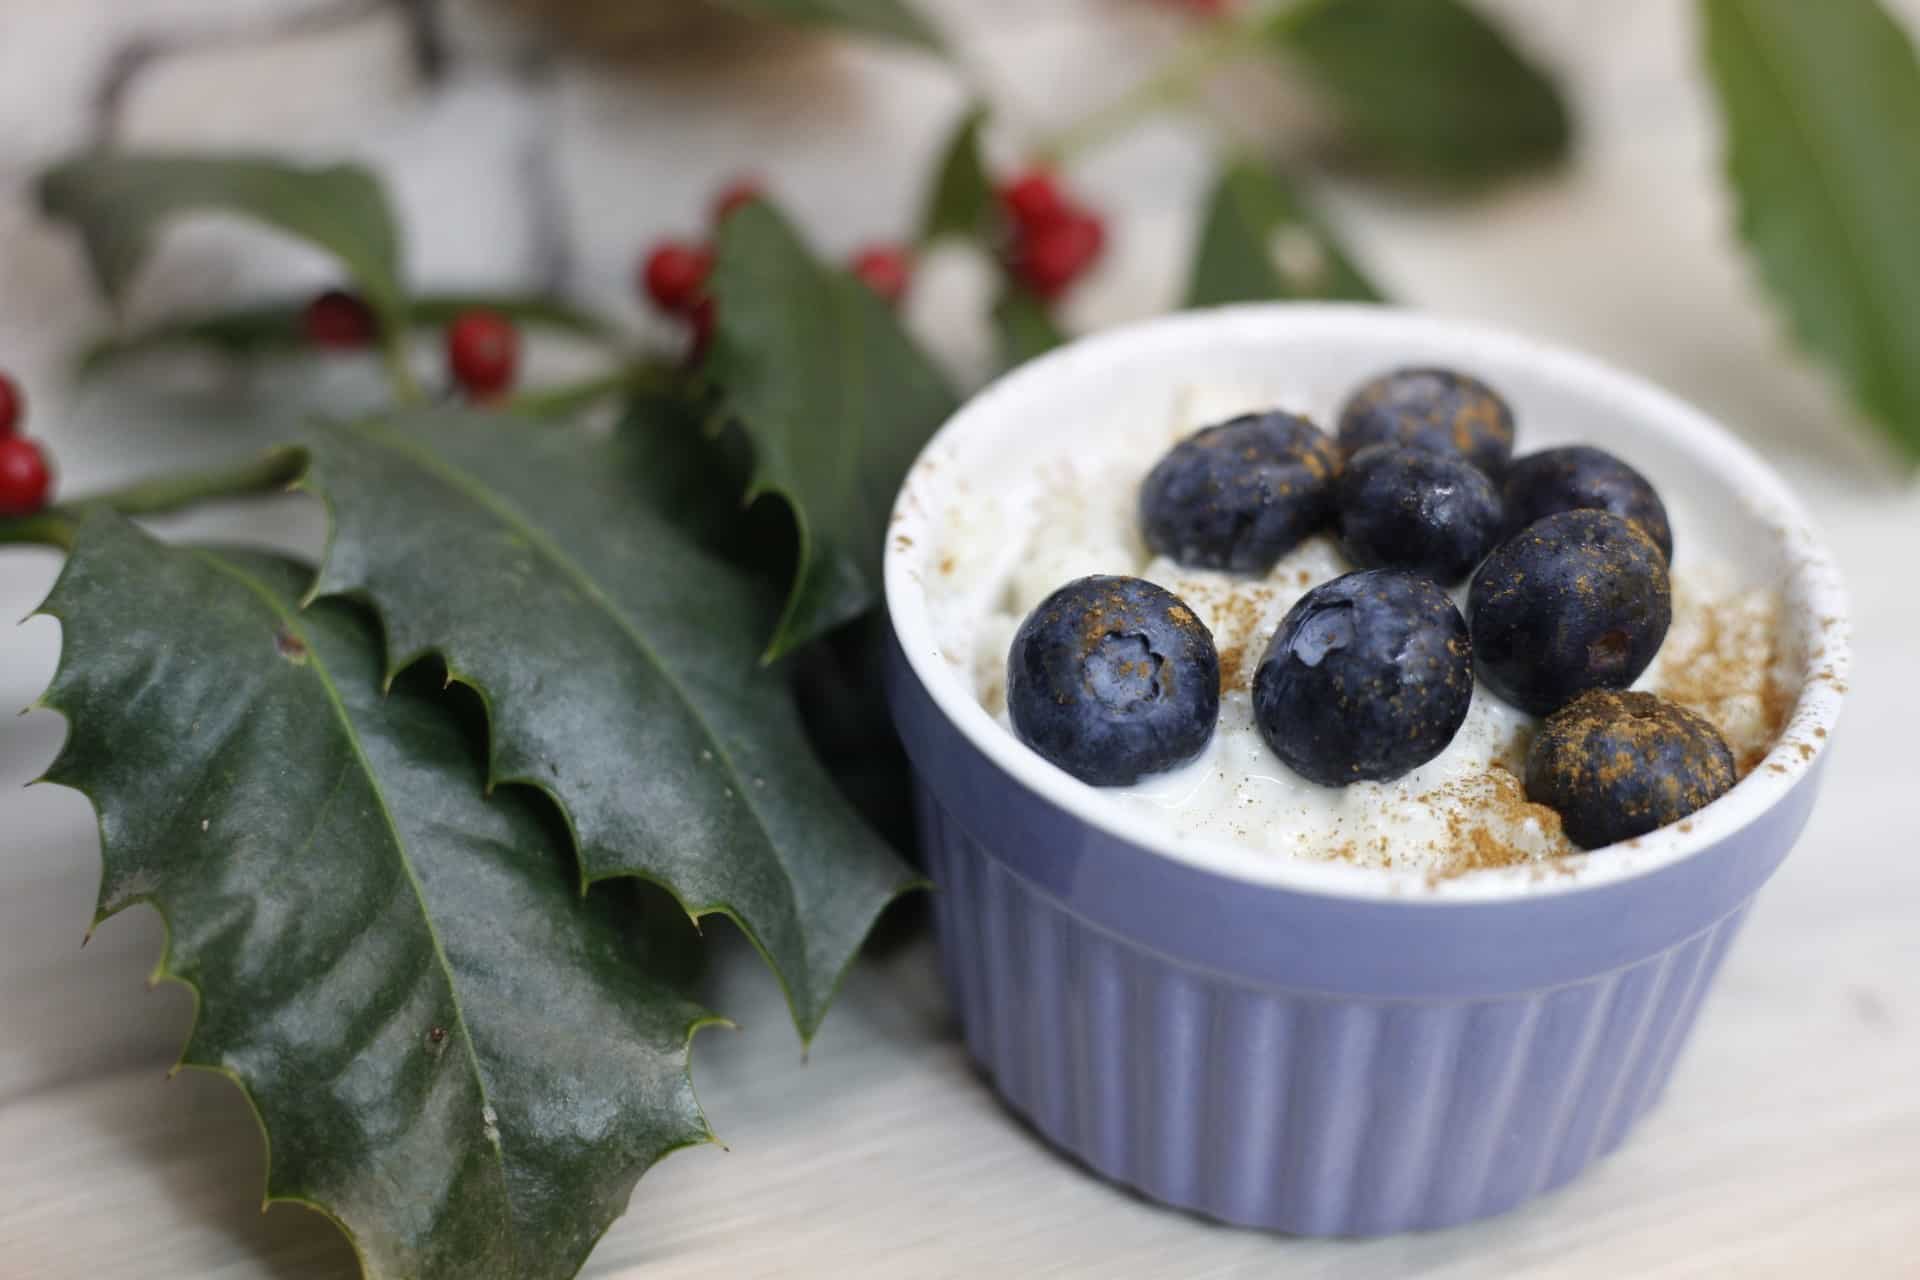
[288,423,920,1045]
[742,473,866,665]
[711,221,950,664]
[29,542,728,1280]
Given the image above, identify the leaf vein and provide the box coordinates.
[186,547,519,1252]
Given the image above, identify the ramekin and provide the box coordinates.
[882,305,1848,1236]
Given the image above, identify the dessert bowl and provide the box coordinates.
[882,305,1848,1236]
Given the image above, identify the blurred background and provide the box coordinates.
[1,1,1916,1276]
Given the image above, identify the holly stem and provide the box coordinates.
[504,362,678,420]
[0,446,307,550]
[1037,5,1278,166]
[379,312,425,407]
[0,511,79,551]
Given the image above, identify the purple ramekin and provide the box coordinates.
[882,306,1849,1237]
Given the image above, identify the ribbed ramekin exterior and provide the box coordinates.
[919,786,1750,1235]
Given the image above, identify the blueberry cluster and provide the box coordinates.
[1005,366,1737,850]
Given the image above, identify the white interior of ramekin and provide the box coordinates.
[885,306,1849,901]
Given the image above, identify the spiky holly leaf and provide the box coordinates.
[919,106,996,246]
[708,201,959,660]
[295,400,919,1041]
[38,511,717,1280]
[1268,0,1571,185]
[38,151,420,396]
[1186,160,1384,307]
[1703,0,1920,462]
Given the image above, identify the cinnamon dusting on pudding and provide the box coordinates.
[1646,579,1793,776]
[1181,580,1281,693]
[1217,644,1247,695]
[951,405,1796,882]
[1422,763,1574,883]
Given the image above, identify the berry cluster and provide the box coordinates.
[1008,365,1735,851]
[0,373,52,517]
[289,177,930,399]
[997,169,1107,302]
[639,176,915,360]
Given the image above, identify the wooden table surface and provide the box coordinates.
[2,2,1917,1275]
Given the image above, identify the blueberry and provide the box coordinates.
[1138,411,1342,574]
[1252,569,1473,786]
[1469,509,1671,716]
[1525,690,1736,849]
[1006,575,1220,786]
[1338,367,1516,477]
[1503,445,1674,563]
[1335,445,1505,586]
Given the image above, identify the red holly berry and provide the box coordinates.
[302,289,376,349]
[641,241,714,315]
[0,436,51,517]
[1000,170,1068,233]
[1014,211,1107,300]
[712,177,766,226]
[0,373,21,437]
[850,244,913,306]
[1070,208,1108,259]
[445,309,520,400]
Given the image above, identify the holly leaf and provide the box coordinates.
[717,0,944,52]
[919,106,997,246]
[37,511,717,1280]
[38,150,420,397]
[77,293,620,378]
[295,401,920,1040]
[1267,0,1571,185]
[39,151,406,327]
[992,288,1066,370]
[1703,0,1920,462]
[707,201,959,661]
[1186,160,1384,307]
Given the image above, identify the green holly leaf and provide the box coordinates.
[295,401,920,1041]
[707,201,959,661]
[919,106,997,246]
[1186,160,1384,307]
[717,0,944,52]
[38,151,406,327]
[1703,0,1920,462]
[38,151,419,397]
[37,511,717,1280]
[1268,0,1571,185]
[992,288,1066,370]
[76,293,621,378]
